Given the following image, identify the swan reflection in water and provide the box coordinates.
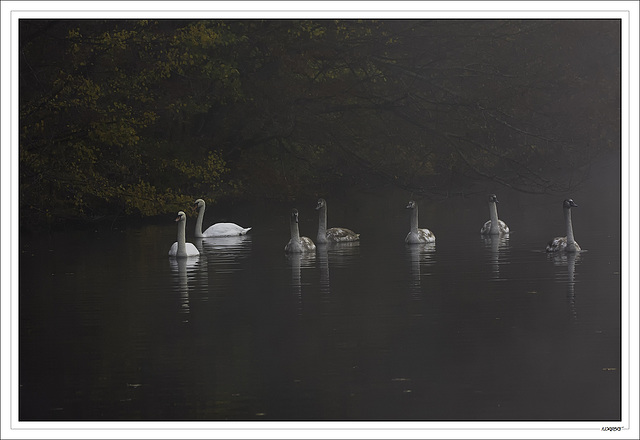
[197,234,252,253]
[316,241,361,298]
[168,255,204,321]
[318,245,330,297]
[548,251,582,322]
[287,252,316,316]
[481,234,510,280]
[407,243,436,302]
[195,235,252,273]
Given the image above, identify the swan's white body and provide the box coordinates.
[285,209,316,253]
[546,199,581,253]
[315,198,360,244]
[480,194,510,235]
[194,198,251,237]
[405,200,436,244]
[169,211,200,257]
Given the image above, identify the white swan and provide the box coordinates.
[546,199,581,253]
[480,194,510,235]
[169,211,200,257]
[194,198,251,238]
[285,208,316,253]
[405,200,436,244]
[315,198,360,244]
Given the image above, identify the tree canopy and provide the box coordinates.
[19,19,620,227]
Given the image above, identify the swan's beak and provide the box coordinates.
[175,216,181,222]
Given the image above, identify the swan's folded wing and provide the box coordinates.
[186,243,200,256]
[480,220,492,234]
[546,236,567,252]
[327,227,360,242]
[203,222,251,237]
[418,228,436,242]
[498,220,510,234]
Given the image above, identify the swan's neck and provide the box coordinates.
[290,218,301,242]
[177,219,187,255]
[317,206,327,241]
[489,201,499,234]
[564,207,576,248]
[410,207,419,233]
[195,205,205,237]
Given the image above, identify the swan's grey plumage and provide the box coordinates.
[194,198,251,238]
[315,198,360,244]
[480,194,510,235]
[405,200,436,244]
[169,211,200,257]
[285,208,317,253]
[546,199,581,253]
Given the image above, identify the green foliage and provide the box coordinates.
[117,181,192,217]
[20,20,236,225]
[20,19,620,227]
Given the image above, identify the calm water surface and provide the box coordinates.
[19,186,621,421]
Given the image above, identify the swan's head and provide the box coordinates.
[563,199,578,209]
[175,211,187,222]
[291,208,300,223]
[488,194,499,204]
[194,199,205,210]
[406,200,417,210]
[315,198,326,210]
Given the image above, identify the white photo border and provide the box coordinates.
[2,2,638,439]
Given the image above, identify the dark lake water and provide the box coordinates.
[19,171,622,422]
